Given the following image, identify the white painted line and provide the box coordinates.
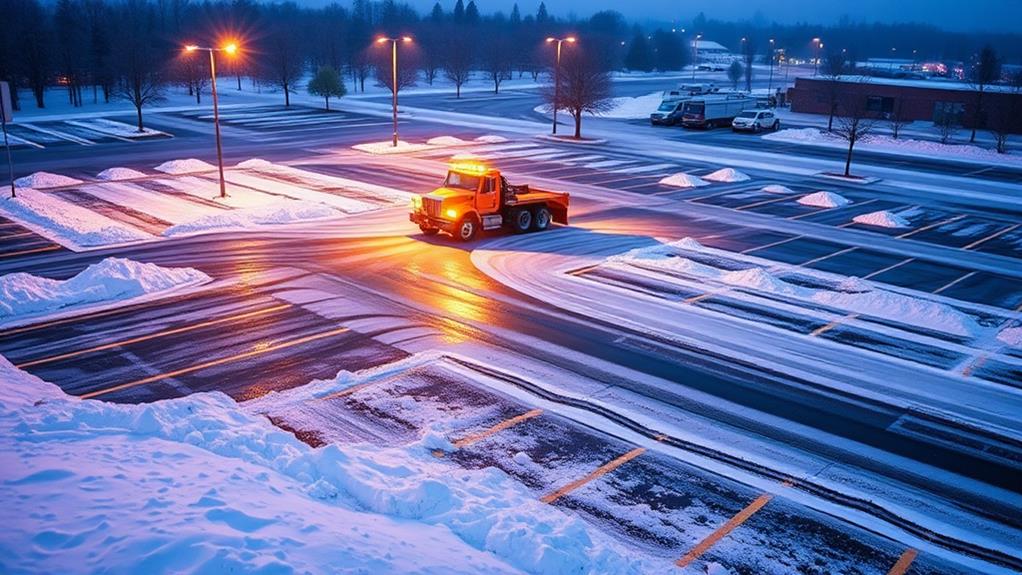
[963,223,1019,251]
[932,271,977,295]
[20,122,95,145]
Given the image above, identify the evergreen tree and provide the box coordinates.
[307,66,346,110]
[430,1,443,22]
[509,3,521,25]
[624,30,653,72]
[536,2,549,23]
[453,0,464,22]
[464,0,479,24]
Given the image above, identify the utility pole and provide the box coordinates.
[546,36,576,136]
[377,36,412,147]
[185,43,239,199]
[1,81,15,198]
[692,34,702,80]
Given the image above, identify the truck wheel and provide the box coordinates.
[455,216,478,242]
[510,208,532,234]
[419,225,440,236]
[533,206,551,231]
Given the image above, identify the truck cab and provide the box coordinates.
[409,160,570,241]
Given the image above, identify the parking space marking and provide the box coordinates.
[0,244,62,259]
[863,258,914,280]
[675,489,780,568]
[79,326,350,400]
[15,304,292,369]
[932,271,977,295]
[451,408,543,449]
[319,381,377,402]
[810,314,859,337]
[540,447,645,504]
[799,246,857,268]
[21,122,96,145]
[740,235,803,254]
[963,223,1019,250]
[886,549,918,575]
[786,198,879,220]
[735,193,804,211]
[896,214,966,239]
[684,289,728,304]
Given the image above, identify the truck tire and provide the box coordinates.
[510,208,532,234]
[455,216,478,242]
[532,206,551,231]
[419,224,439,236]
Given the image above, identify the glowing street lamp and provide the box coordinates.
[812,37,822,76]
[692,33,702,80]
[767,38,776,92]
[184,41,239,199]
[545,36,576,136]
[377,36,412,147]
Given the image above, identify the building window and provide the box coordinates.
[933,101,964,125]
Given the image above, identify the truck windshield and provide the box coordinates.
[657,102,678,112]
[445,171,481,191]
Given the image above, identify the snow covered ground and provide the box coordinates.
[0,188,154,249]
[0,258,210,327]
[764,128,1022,167]
[0,353,656,575]
[353,135,510,155]
[534,92,661,120]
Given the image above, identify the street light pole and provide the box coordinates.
[185,43,237,199]
[378,36,412,147]
[546,36,576,136]
[692,34,701,80]
[768,38,775,93]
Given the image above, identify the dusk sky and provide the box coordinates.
[399,0,1022,32]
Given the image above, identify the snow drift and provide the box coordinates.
[155,158,216,175]
[0,257,209,322]
[659,173,710,188]
[14,172,83,189]
[853,210,910,228]
[0,188,152,248]
[798,191,850,208]
[97,167,148,181]
[762,184,795,194]
[164,201,341,236]
[704,168,751,183]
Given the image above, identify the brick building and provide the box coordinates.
[787,75,1022,133]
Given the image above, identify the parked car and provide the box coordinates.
[731,109,780,133]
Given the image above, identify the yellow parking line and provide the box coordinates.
[811,314,858,337]
[886,549,918,575]
[541,447,645,504]
[79,326,350,400]
[676,492,776,568]
[16,304,291,369]
[963,223,1019,250]
[0,244,61,259]
[453,409,543,449]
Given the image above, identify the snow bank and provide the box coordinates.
[97,167,148,181]
[13,171,82,189]
[0,356,655,575]
[659,173,710,188]
[612,238,981,337]
[426,136,468,146]
[997,326,1022,348]
[0,188,151,248]
[798,191,850,208]
[67,118,167,138]
[762,184,795,194]
[0,258,209,322]
[154,158,216,175]
[164,201,341,236]
[763,127,825,144]
[853,210,910,228]
[535,92,661,120]
[475,135,509,143]
[352,141,434,154]
[703,168,751,183]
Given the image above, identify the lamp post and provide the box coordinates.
[377,36,412,147]
[812,37,821,76]
[185,42,237,199]
[767,38,775,92]
[692,33,701,80]
[545,36,576,136]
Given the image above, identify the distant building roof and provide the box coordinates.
[804,74,1019,94]
[691,40,730,53]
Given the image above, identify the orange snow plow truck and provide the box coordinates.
[409,159,570,241]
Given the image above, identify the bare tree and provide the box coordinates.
[968,45,1000,143]
[260,8,305,106]
[820,49,847,131]
[934,101,960,144]
[727,60,743,90]
[542,50,613,139]
[113,0,164,131]
[482,32,513,94]
[888,97,911,139]
[442,34,474,98]
[832,88,877,177]
[372,42,418,95]
[985,98,1020,154]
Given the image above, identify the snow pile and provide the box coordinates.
[97,167,148,181]
[0,188,151,247]
[611,238,980,337]
[763,128,825,144]
[596,92,663,119]
[762,184,795,194]
[0,356,654,575]
[426,136,469,146]
[352,141,434,154]
[13,171,82,189]
[475,135,509,143]
[703,168,751,183]
[67,118,166,138]
[853,210,910,228]
[154,158,216,175]
[164,201,341,236]
[659,173,710,188]
[798,191,851,208]
[997,326,1022,347]
[765,128,1022,165]
[0,258,209,322]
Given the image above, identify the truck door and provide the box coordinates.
[476,175,499,213]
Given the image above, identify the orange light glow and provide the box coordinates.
[566,37,577,43]
[448,160,489,175]
[223,42,238,55]
[402,36,412,43]
[376,37,389,44]
[184,44,199,52]
[545,37,555,43]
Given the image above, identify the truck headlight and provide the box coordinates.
[445,208,458,219]
[410,196,422,209]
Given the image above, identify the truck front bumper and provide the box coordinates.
[409,211,455,232]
